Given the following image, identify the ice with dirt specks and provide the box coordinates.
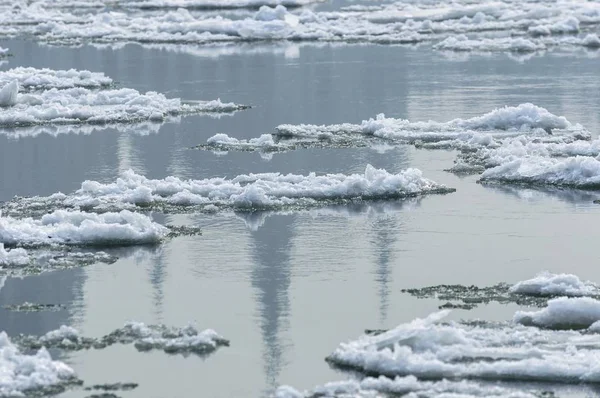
[0,331,76,397]
[4,166,455,214]
[327,310,600,384]
[515,297,600,329]
[510,272,600,297]
[0,210,168,247]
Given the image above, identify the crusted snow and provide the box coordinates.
[510,272,600,297]
[2,0,600,52]
[0,210,168,246]
[0,331,75,397]
[0,243,29,268]
[0,67,112,90]
[0,82,246,127]
[276,375,539,398]
[327,310,600,383]
[514,297,600,329]
[3,166,455,213]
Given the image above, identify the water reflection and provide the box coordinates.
[481,183,600,206]
[249,215,294,393]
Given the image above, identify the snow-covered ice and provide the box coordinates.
[0,67,112,90]
[0,81,247,127]
[119,0,324,10]
[510,272,600,297]
[327,310,600,383]
[515,297,600,329]
[0,210,168,246]
[3,166,455,214]
[276,375,540,398]
[0,243,29,267]
[0,331,76,397]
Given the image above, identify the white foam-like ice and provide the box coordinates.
[510,272,600,297]
[327,310,600,383]
[0,243,29,267]
[515,297,600,329]
[434,35,545,52]
[0,210,168,246]
[0,331,75,397]
[0,81,246,127]
[479,156,600,188]
[276,375,539,398]
[6,166,454,213]
[0,67,112,90]
[120,0,323,10]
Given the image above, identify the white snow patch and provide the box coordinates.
[510,272,600,297]
[0,210,168,246]
[515,297,600,329]
[0,243,29,268]
[0,80,19,107]
[0,331,75,397]
[0,67,112,90]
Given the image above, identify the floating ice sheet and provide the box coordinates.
[276,375,540,398]
[0,331,77,397]
[0,210,168,247]
[510,272,600,297]
[515,297,600,329]
[119,0,325,10]
[0,80,248,127]
[0,67,112,91]
[327,310,600,384]
[0,244,29,267]
[2,166,455,215]
[16,322,229,355]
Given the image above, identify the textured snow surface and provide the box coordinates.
[0,67,112,90]
[3,166,455,213]
[0,244,29,267]
[0,210,168,246]
[276,375,539,398]
[515,297,600,329]
[510,272,600,297]
[1,0,600,52]
[327,310,600,383]
[0,331,75,397]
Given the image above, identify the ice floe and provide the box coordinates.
[3,166,455,214]
[119,0,324,10]
[515,297,600,329]
[0,67,112,91]
[0,244,29,267]
[276,375,540,398]
[0,210,168,247]
[16,322,229,355]
[510,271,600,297]
[0,331,77,397]
[0,81,247,127]
[326,310,600,384]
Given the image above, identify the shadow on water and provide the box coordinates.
[481,183,600,206]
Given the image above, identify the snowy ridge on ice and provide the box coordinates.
[510,272,600,297]
[515,297,600,329]
[276,375,539,398]
[0,67,112,90]
[16,322,229,355]
[0,331,76,397]
[0,80,248,127]
[2,1,600,52]
[0,210,168,247]
[0,243,29,267]
[119,0,324,10]
[2,166,455,214]
[327,310,600,383]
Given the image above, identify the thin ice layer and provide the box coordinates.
[120,0,324,10]
[0,331,76,397]
[510,272,600,297]
[3,166,455,214]
[276,375,539,398]
[0,82,247,127]
[0,67,112,90]
[327,310,600,384]
[0,210,168,246]
[17,322,229,355]
[515,297,600,329]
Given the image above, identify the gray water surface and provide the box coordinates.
[1,39,600,398]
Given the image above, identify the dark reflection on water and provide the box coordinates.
[249,215,294,393]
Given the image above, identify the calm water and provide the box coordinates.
[1,37,600,398]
